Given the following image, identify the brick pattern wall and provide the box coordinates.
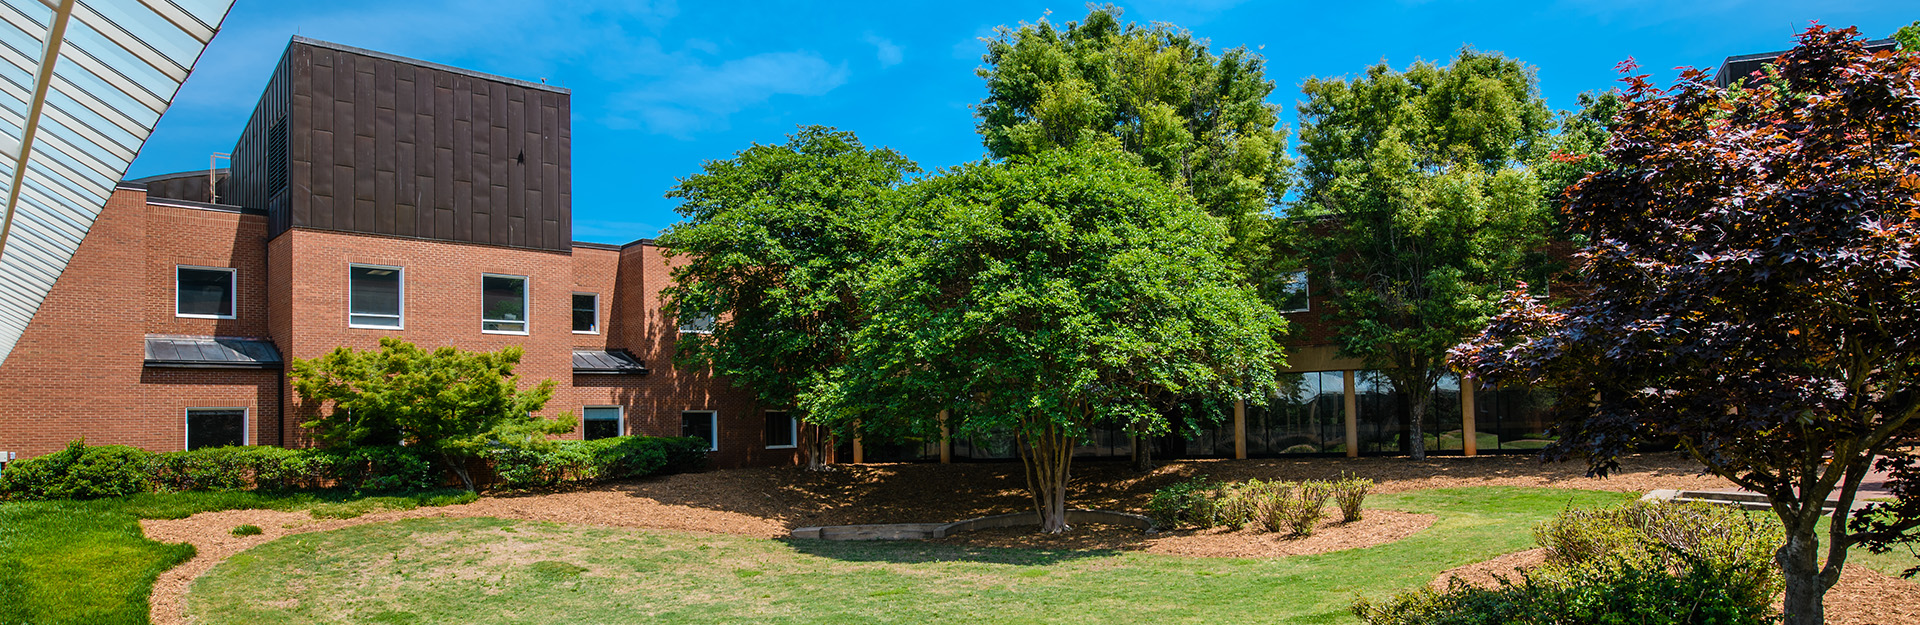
[0,189,281,457]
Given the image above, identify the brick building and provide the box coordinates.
[0,38,796,468]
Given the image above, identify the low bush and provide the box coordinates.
[1147,476,1349,536]
[0,440,152,500]
[1278,480,1333,536]
[230,524,262,536]
[1354,500,1782,625]
[1146,476,1219,529]
[1332,475,1373,522]
[1353,558,1776,625]
[0,436,710,502]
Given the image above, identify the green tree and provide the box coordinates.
[1451,28,1920,624]
[805,145,1287,533]
[1290,49,1557,459]
[1895,20,1918,50]
[657,126,918,470]
[290,337,570,491]
[975,5,1290,263]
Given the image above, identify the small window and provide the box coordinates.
[678,311,715,334]
[572,293,599,334]
[349,264,404,328]
[176,266,235,318]
[186,408,247,450]
[764,411,797,449]
[482,274,529,334]
[681,410,717,451]
[1277,270,1310,313]
[583,406,622,440]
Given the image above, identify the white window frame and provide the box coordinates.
[347,263,406,330]
[480,273,531,335]
[184,406,250,450]
[765,410,798,449]
[582,405,624,439]
[1279,270,1311,313]
[175,265,237,319]
[572,292,600,334]
[682,410,719,451]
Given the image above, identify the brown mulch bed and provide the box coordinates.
[1430,550,1920,625]
[930,509,1434,558]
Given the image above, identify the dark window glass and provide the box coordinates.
[680,411,715,450]
[177,267,234,317]
[187,409,245,450]
[482,275,527,332]
[572,293,597,333]
[765,411,795,448]
[1277,270,1309,313]
[349,265,402,327]
[679,312,714,334]
[583,406,620,440]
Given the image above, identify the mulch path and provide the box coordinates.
[1430,549,1920,625]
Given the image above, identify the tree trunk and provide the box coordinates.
[803,424,830,471]
[1406,391,1429,460]
[443,452,476,492]
[1777,528,1830,625]
[1131,432,1153,472]
[1019,417,1076,534]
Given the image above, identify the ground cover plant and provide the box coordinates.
[183,486,1623,624]
[0,489,472,625]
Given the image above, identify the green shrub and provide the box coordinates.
[1333,475,1373,522]
[490,436,710,491]
[149,446,304,492]
[1534,500,1781,592]
[0,440,152,501]
[1147,476,1219,529]
[230,524,263,536]
[1353,558,1777,625]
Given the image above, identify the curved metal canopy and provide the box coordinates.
[0,0,233,366]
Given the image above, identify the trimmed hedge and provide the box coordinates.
[0,436,709,502]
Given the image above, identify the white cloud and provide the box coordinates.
[864,32,903,67]
[608,51,850,138]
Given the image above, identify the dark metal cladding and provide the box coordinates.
[571,349,649,375]
[144,335,284,369]
[227,37,572,252]
[1715,37,1897,88]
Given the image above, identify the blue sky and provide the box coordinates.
[126,0,1916,245]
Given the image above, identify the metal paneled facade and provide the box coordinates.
[0,0,234,367]
[228,37,573,252]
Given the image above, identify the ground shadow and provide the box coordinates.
[781,535,1123,565]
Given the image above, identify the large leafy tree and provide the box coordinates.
[658,126,918,469]
[1450,28,1920,625]
[805,145,1287,533]
[290,337,569,491]
[1290,49,1558,459]
[976,5,1290,265]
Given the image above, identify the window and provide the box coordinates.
[681,410,718,451]
[678,311,715,334]
[349,264,404,328]
[1277,270,1310,313]
[764,411,797,449]
[583,406,622,441]
[176,266,235,318]
[572,293,599,334]
[481,274,529,334]
[186,408,247,450]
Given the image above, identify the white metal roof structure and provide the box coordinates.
[0,0,233,366]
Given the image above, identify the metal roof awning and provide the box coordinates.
[0,0,236,368]
[572,349,649,375]
[144,334,281,368]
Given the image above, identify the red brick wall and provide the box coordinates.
[0,189,281,457]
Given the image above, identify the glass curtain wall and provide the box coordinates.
[1355,371,1464,455]
[1243,371,1347,455]
[1475,385,1559,450]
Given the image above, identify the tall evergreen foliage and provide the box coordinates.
[1290,50,1560,459]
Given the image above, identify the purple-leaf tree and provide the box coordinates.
[1450,26,1920,625]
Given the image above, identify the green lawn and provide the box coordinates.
[0,490,474,625]
[187,487,1634,625]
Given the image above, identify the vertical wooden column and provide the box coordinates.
[939,410,952,464]
[1343,370,1360,458]
[851,420,863,464]
[1461,376,1479,457]
[1233,399,1247,460]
